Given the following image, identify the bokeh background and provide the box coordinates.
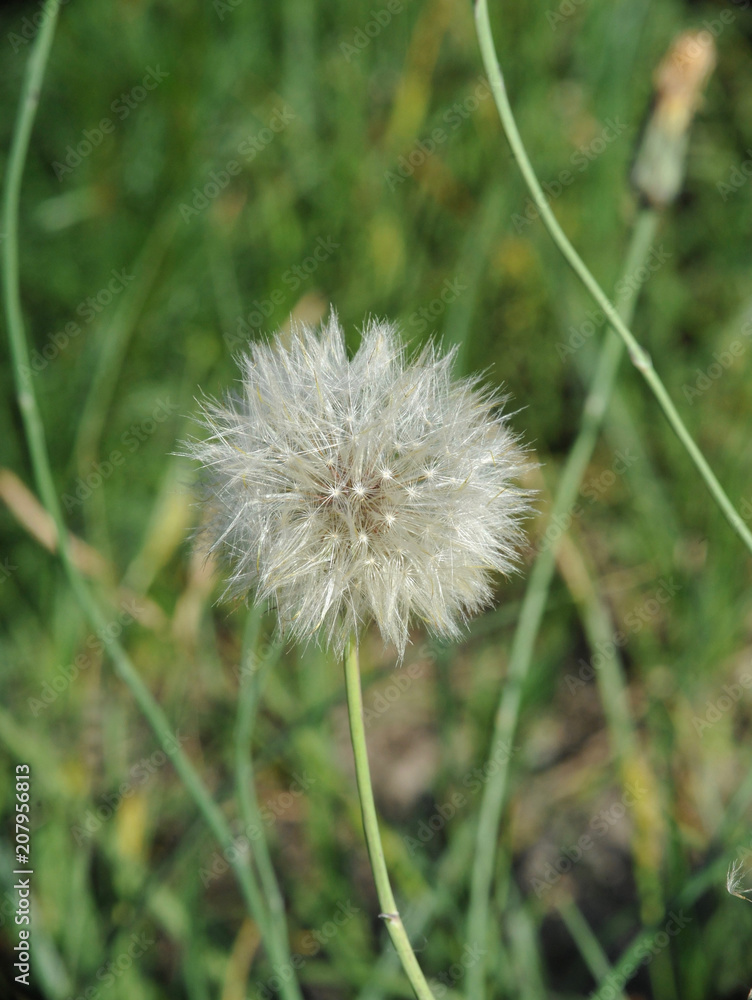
[2,0,752,997]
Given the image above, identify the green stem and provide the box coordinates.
[343,636,436,1000]
[473,0,752,556]
[557,900,628,999]
[465,208,659,999]
[1,8,296,992]
[236,617,301,997]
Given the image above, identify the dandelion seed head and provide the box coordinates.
[185,313,533,657]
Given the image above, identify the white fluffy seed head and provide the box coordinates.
[185,313,533,657]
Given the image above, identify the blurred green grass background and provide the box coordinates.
[2,0,752,997]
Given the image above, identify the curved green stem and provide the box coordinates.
[236,616,301,997]
[474,0,752,556]
[343,636,436,1000]
[465,208,659,999]
[1,9,297,994]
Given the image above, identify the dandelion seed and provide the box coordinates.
[184,312,532,656]
[727,859,752,902]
